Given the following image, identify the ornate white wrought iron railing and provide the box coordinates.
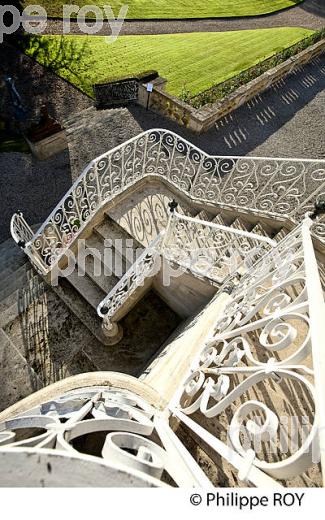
[1,218,325,487]
[0,386,212,487]
[97,232,164,332]
[10,129,325,276]
[168,216,325,487]
[163,209,276,283]
[97,209,275,330]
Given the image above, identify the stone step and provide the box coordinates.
[230,218,251,232]
[51,277,114,346]
[85,233,128,279]
[79,251,120,295]
[273,227,288,243]
[212,214,228,227]
[0,275,46,329]
[96,214,140,244]
[0,290,21,329]
[1,291,27,329]
[195,210,213,222]
[250,222,270,238]
[0,263,34,302]
[0,252,28,282]
[0,328,43,412]
[65,269,105,309]
[94,215,142,268]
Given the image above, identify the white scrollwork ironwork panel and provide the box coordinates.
[175,364,319,484]
[170,224,323,486]
[97,233,163,320]
[11,129,325,274]
[0,387,209,487]
[163,214,273,284]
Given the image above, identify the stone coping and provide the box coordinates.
[0,372,165,421]
[138,39,325,133]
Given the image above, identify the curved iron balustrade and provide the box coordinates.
[10,128,325,275]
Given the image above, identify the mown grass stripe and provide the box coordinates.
[25,28,314,98]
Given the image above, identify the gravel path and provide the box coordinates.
[66,55,325,181]
[1,45,324,245]
[0,150,71,243]
[45,0,325,36]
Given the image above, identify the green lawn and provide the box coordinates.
[22,1,303,19]
[25,28,314,99]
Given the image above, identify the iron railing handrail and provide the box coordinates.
[171,211,276,247]
[97,231,164,319]
[302,217,325,485]
[97,211,276,324]
[167,217,325,486]
[11,129,325,275]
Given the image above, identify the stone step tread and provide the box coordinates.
[0,263,34,302]
[0,329,44,410]
[79,252,120,295]
[212,214,228,227]
[0,278,47,329]
[0,255,31,289]
[85,233,129,278]
[52,278,112,346]
[273,228,289,242]
[195,210,213,222]
[0,290,20,329]
[95,216,142,259]
[250,222,270,238]
[230,218,251,232]
[65,269,106,309]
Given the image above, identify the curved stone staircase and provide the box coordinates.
[0,186,293,413]
[2,129,325,488]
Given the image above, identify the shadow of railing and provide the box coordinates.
[211,55,325,155]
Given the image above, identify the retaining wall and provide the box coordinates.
[138,39,325,133]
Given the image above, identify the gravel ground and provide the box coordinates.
[44,0,325,36]
[66,54,325,182]
[0,150,72,243]
[1,46,324,245]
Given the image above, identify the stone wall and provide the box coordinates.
[138,39,325,134]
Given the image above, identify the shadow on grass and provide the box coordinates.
[20,34,95,97]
